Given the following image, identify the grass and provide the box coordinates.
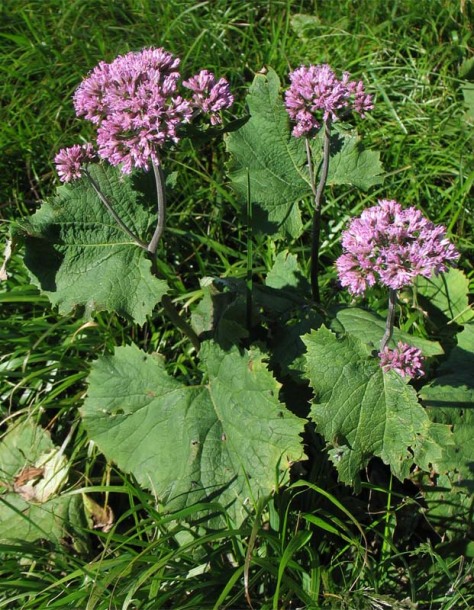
[1,0,473,607]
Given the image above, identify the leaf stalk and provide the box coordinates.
[307,117,332,303]
[380,288,397,352]
[84,168,148,249]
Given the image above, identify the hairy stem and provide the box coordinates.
[380,289,397,352]
[84,168,148,249]
[147,162,166,255]
[308,117,332,303]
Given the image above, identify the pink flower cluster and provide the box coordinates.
[336,199,459,296]
[379,342,425,378]
[284,64,373,137]
[183,70,234,125]
[54,144,96,183]
[55,48,233,181]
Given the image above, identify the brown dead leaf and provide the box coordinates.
[82,494,114,532]
[13,466,45,501]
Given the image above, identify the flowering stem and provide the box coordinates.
[380,288,397,352]
[147,162,166,255]
[141,165,200,350]
[308,117,331,303]
[84,168,148,250]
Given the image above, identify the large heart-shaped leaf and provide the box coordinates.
[304,326,452,487]
[81,342,305,524]
[225,68,383,239]
[14,164,168,324]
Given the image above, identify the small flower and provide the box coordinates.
[183,70,234,124]
[336,199,459,296]
[284,64,373,137]
[54,143,95,183]
[379,342,425,378]
[72,48,193,173]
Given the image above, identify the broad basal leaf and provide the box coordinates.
[0,421,82,543]
[225,69,383,239]
[81,342,305,525]
[415,268,474,326]
[304,327,452,487]
[331,306,443,357]
[13,164,168,324]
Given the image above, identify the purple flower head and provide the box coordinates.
[284,64,373,137]
[54,143,96,183]
[73,48,192,173]
[183,70,234,125]
[336,199,460,296]
[379,342,424,378]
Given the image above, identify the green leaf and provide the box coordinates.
[304,327,452,487]
[225,68,306,239]
[418,324,474,534]
[225,69,383,239]
[254,250,311,316]
[325,125,383,190]
[415,268,474,326]
[13,164,168,324]
[191,278,249,349]
[420,324,474,484]
[331,306,443,357]
[0,421,82,543]
[265,250,310,293]
[81,342,305,525]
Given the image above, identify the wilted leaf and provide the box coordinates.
[14,448,68,503]
[0,421,81,543]
[81,342,305,525]
[13,164,168,324]
[82,494,114,532]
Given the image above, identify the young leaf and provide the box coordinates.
[13,164,168,324]
[81,342,305,525]
[225,68,383,239]
[304,326,452,487]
